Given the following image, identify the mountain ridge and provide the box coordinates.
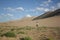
[33,9,60,20]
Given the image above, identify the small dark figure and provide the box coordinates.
[36,22,39,27]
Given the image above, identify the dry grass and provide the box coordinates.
[0,26,60,40]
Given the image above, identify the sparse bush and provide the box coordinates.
[0,30,3,32]
[39,35,51,40]
[3,32,16,37]
[17,31,25,34]
[11,28,15,31]
[20,36,32,40]
[25,26,33,30]
[17,27,25,30]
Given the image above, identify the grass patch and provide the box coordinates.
[1,32,16,37]
[25,26,35,30]
[16,26,35,30]
[17,31,25,34]
[17,27,25,30]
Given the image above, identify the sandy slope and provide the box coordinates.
[34,16,60,27]
[0,15,60,27]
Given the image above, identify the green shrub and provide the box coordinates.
[20,37,32,40]
[3,32,16,37]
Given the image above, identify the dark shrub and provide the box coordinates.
[11,28,15,31]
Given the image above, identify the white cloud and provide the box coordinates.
[45,0,52,3]
[44,8,49,12]
[0,13,13,19]
[7,14,13,17]
[36,7,50,12]
[26,14,32,17]
[36,7,44,11]
[6,13,15,20]
[4,7,24,12]
[40,0,52,7]
[0,14,6,17]
[40,4,48,7]
[1,13,14,17]
[48,0,51,3]
[16,7,24,11]
[50,6,57,11]
[25,9,35,12]
[4,7,14,11]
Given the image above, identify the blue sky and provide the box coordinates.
[0,0,60,22]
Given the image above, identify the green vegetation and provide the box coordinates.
[1,32,16,37]
[25,26,34,30]
[20,36,32,40]
[17,26,35,30]
[17,27,25,30]
[17,31,25,34]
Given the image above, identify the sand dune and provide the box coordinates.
[0,9,60,27]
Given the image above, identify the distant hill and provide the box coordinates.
[33,9,60,20]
